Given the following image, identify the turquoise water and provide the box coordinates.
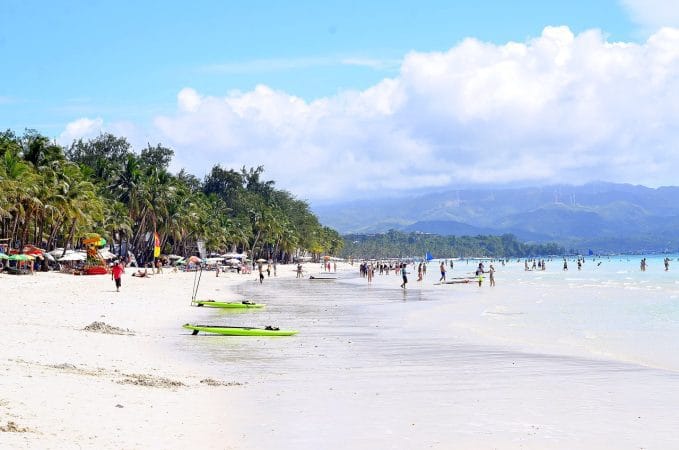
[177,258,679,448]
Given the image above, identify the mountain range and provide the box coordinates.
[312,182,679,253]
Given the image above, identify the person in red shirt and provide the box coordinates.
[111,261,125,292]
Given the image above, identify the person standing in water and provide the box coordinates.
[439,261,446,283]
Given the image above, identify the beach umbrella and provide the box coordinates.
[256,258,267,263]
[58,253,86,262]
[226,258,241,264]
[22,245,45,257]
[188,256,201,264]
[221,252,246,259]
[98,249,117,260]
[9,254,33,261]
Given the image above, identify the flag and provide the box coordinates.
[154,232,161,258]
[425,252,433,261]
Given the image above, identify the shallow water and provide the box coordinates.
[176,258,679,449]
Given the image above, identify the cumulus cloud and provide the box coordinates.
[58,117,104,144]
[621,0,679,29]
[64,26,679,200]
[57,117,151,152]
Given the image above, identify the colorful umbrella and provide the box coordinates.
[8,254,33,261]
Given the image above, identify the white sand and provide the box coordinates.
[3,261,679,449]
[0,264,313,449]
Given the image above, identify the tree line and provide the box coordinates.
[340,230,564,259]
[0,129,343,262]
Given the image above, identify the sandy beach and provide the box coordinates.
[0,264,311,449]
[3,259,679,449]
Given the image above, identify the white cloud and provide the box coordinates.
[58,117,104,144]
[62,26,679,200]
[621,0,679,30]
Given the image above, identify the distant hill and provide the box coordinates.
[313,182,679,253]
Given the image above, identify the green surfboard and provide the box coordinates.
[191,300,265,309]
[183,323,298,336]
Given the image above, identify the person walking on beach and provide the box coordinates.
[296,263,303,278]
[475,265,484,286]
[400,263,408,289]
[417,263,423,282]
[111,261,125,292]
[489,264,495,287]
[439,261,446,283]
[258,262,264,283]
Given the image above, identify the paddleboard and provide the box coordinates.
[192,300,264,308]
[309,274,338,280]
[183,324,298,336]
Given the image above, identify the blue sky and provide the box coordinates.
[1,0,634,133]
[2,0,679,200]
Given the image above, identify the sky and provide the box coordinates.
[2,0,679,201]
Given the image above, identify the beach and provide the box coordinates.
[2,259,679,449]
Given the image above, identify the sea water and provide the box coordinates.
[178,257,679,449]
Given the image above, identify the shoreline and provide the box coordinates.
[3,261,679,449]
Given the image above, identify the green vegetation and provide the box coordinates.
[340,230,564,259]
[0,129,342,262]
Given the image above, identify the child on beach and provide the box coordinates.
[111,261,125,292]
